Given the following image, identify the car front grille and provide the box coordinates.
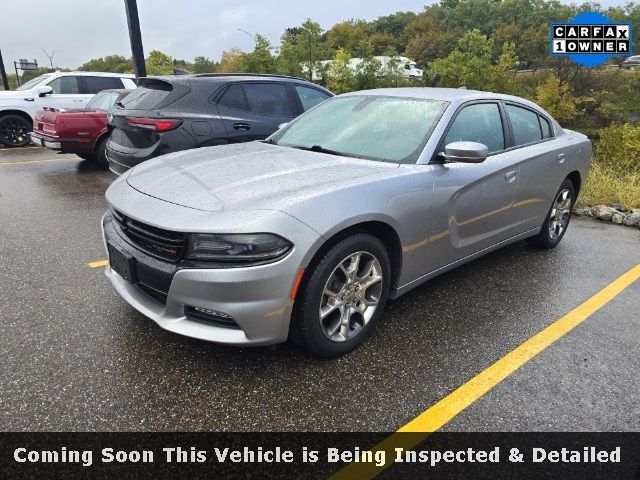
[112,209,186,262]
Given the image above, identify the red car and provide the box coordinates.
[29,89,131,168]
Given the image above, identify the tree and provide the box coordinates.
[535,74,577,124]
[354,41,382,90]
[327,48,355,94]
[78,55,133,73]
[493,41,519,94]
[192,56,217,74]
[145,50,174,75]
[277,30,304,77]
[244,34,277,73]
[327,21,368,53]
[428,29,495,90]
[219,48,248,73]
[297,19,329,81]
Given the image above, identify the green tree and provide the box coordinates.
[327,21,368,53]
[327,48,355,94]
[191,56,217,74]
[353,41,382,90]
[145,50,174,75]
[493,41,519,94]
[535,74,577,124]
[78,55,133,73]
[429,29,495,90]
[297,19,330,80]
[244,34,277,73]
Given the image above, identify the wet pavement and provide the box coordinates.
[1,146,639,432]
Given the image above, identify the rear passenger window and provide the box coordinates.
[218,84,248,111]
[506,105,543,146]
[444,103,504,154]
[243,83,294,116]
[47,76,80,94]
[82,76,123,94]
[539,115,553,139]
[295,85,330,111]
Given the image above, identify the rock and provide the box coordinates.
[622,211,640,227]
[573,206,592,217]
[609,203,627,212]
[611,213,624,224]
[591,205,618,222]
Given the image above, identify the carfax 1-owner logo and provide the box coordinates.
[550,11,632,67]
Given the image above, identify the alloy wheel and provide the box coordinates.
[0,117,30,147]
[319,251,383,342]
[548,188,572,241]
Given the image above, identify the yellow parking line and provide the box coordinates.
[89,260,108,268]
[0,157,79,166]
[331,262,640,480]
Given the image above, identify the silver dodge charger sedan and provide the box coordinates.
[102,88,591,357]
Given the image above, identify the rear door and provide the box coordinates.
[504,103,567,234]
[36,75,85,110]
[79,76,124,103]
[215,82,298,142]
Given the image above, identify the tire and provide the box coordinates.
[292,233,391,357]
[526,178,575,249]
[77,153,93,161]
[93,136,109,169]
[0,114,32,147]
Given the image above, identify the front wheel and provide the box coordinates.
[526,178,575,249]
[292,234,391,357]
[0,114,32,147]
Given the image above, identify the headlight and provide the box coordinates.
[186,233,292,263]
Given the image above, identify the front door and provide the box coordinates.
[428,102,519,269]
[36,75,86,110]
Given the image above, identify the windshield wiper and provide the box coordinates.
[291,144,363,159]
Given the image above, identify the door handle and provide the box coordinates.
[232,123,252,131]
[505,170,518,183]
[557,153,566,163]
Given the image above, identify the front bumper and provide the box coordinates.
[101,212,314,346]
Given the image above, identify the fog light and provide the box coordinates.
[185,306,239,329]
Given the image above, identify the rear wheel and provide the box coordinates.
[0,114,31,147]
[93,136,109,169]
[526,178,575,249]
[292,234,391,357]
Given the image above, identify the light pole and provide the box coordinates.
[124,0,146,78]
[237,28,257,46]
[40,48,56,70]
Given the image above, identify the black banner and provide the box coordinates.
[1,432,639,479]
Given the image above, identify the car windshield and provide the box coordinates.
[86,90,121,111]
[270,95,448,163]
[16,74,53,91]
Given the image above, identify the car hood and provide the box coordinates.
[0,90,33,100]
[126,142,399,213]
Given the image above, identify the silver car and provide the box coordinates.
[102,88,591,357]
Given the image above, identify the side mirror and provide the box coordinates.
[37,86,53,97]
[441,141,488,163]
[277,122,288,130]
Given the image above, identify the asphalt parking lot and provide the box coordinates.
[1,146,639,432]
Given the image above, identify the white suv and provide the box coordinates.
[0,71,136,147]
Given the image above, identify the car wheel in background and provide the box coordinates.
[93,136,109,169]
[0,114,32,147]
[526,178,575,249]
[292,233,391,357]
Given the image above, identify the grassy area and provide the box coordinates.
[578,163,640,209]
[577,123,640,210]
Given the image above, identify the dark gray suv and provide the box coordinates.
[106,74,333,174]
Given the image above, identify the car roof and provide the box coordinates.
[53,71,135,78]
[343,87,546,109]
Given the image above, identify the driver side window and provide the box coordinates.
[444,103,504,154]
[47,76,80,94]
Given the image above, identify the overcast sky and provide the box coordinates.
[0,0,629,69]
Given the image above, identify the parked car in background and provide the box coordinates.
[29,89,131,167]
[307,56,423,81]
[620,55,640,69]
[0,71,136,147]
[102,88,591,357]
[106,73,333,174]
